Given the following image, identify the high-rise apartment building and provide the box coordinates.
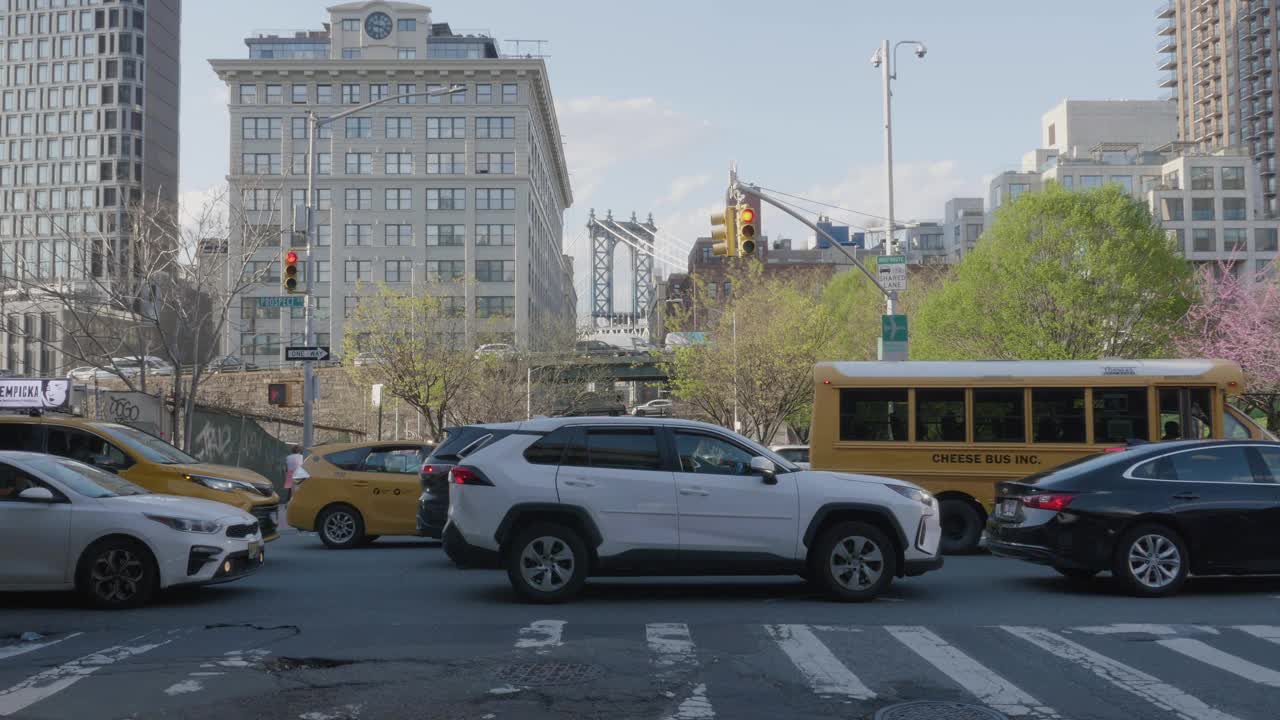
[0,0,181,375]
[210,1,574,365]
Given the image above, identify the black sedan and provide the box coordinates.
[986,440,1280,597]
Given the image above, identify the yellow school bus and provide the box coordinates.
[810,359,1270,554]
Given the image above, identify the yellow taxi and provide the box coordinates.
[287,441,434,548]
[0,414,283,540]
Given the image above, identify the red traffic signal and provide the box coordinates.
[740,207,755,225]
[267,383,287,406]
[285,250,299,264]
[283,249,302,293]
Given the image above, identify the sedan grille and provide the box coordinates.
[250,505,279,536]
[226,522,259,539]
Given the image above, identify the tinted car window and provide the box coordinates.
[524,427,574,465]
[46,427,132,469]
[325,447,370,471]
[0,463,42,501]
[1253,446,1280,482]
[583,429,660,471]
[363,447,421,474]
[0,423,39,451]
[1131,447,1257,483]
[676,432,754,476]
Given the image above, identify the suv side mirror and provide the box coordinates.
[751,456,778,485]
[18,487,56,502]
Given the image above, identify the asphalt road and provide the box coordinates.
[2,531,1279,720]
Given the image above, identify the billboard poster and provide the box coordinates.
[0,378,71,410]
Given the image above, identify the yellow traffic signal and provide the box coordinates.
[737,204,758,256]
[283,249,301,293]
[710,205,738,257]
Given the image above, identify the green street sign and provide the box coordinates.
[257,296,305,308]
[881,314,908,343]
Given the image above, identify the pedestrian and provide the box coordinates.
[283,444,304,504]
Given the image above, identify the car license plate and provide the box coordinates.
[996,499,1020,520]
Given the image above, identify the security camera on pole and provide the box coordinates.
[870,38,927,362]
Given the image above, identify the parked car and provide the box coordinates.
[353,352,385,367]
[287,441,435,548]
[68,367,97,382]
[208,355,258,373]
[474,343,516,360]
[93,356,174,380]
[770,444,811,469]
[556,391,626,417]
[0,451,265,609]
[418,427,498,540]
[986,440,1280,597]
[632,399,673,417]
[443,416,943,603]
[0,415,282,539]
[575,340,625,357]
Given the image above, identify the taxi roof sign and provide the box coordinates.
[0,379,71,411]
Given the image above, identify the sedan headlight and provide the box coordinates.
[887,484,935,508]
[146,514,222,534]
[186,474,255,494]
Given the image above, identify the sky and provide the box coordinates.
[180,0,1160,314]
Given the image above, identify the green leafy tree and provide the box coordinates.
[821,258,949,360]
[913,184,1193,360]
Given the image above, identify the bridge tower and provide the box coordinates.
[587,210,657,328]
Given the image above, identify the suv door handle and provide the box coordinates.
[1171,492,1200,500]
[562,479,596,488]
[680,488,710,496]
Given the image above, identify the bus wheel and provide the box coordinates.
[939,498,983,555]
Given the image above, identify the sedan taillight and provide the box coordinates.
[1022,493,1076,512]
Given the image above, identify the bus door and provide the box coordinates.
[1157,387,1215,440]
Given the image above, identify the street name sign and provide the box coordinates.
[285,346,330,361]
[258,296,305,309]
[878,254,907,292]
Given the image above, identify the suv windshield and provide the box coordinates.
[28,455,149,497]
[98,423,199,465]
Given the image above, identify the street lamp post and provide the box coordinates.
[299,84,465,450]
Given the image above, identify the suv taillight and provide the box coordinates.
[450,466,493,486]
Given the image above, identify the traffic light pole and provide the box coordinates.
[302,111,317,451]
[880,38,898,317]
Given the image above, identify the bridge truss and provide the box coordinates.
[587,210,659,329]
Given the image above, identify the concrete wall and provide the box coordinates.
[1042,100,1177,158]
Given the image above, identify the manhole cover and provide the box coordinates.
[876,701,1007,720]
[492,661,604,686]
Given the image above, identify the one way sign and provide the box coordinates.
[285,346,330,362]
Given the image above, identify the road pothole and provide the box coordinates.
[876,700,1008,720]
[492,661,605,686]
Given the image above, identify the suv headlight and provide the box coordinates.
[186,474,254,494]
[146,514,222,534]
[887,484,935,509]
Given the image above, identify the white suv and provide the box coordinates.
[443,417,942,603]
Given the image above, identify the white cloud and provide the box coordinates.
[656,174,712,208]
[178,184,229,239]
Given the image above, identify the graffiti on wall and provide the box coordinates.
[98,391,169,438]
[188,410,291,491]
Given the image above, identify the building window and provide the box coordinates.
[316,261,331,282]
[476,260,514,282]
[265,84,283,104]
[1163,197,1184,221]
[476,296,515,318]
[241,118,282,140]
[341,83,361,104]
[427,189,466,210]
[426,83,445,105]
[426,153,464,174]
[1257,227,1278,252]
[1190,166,1215,190]
[385,188,412,210]
[240,153,281,175]
[398,19,417,32]
[476,84,493,104]
[426,225,466,246]
[384,224,413,246]
[385,152,413,175]
[427,260,466,281]
[1109,176,1133,193]
[345,153,372,175]
[384,260,412,283]
[1141,175,1160,192]
[317,85,333,104]
[476,224,515,246]
[1191,197,1215,221]
[345,259,372,282]
[426,117,465,139]
[369,84,388,102]
[344,296,360,318]
[398,83,416,103]
[386,117,412,138]
[476,117,515,139]
[1223,197,1247,221]
[342,48,361,60]
[291,84,308,104]
[341,18,359,31]
[1060,175,1074,189]
[344,224,372,246]
[345,188,372,210]
[344,117,372,139]
[501,83,518,104]
[1224,227,1248,252]
[238,84,257,104]
[476,152,514,175]
[1193,228,1216,252]
[317,225,332,246]
[1222,166,1246,190]
[1080,175,1102,188]
[476,188,516,210]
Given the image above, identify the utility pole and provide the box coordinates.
[879,38,897,316]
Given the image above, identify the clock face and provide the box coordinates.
[364,12,392,40]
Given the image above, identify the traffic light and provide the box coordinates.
[737,204,758,256]
[283,249,302,293]
[710,205,738,257]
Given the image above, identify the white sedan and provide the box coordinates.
[0,451,266,609]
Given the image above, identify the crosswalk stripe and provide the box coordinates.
[0,637,169,717]
[1157,638,1280,688]
[1236,626,1280,647]
[1003,626,1242,720]
[647,623,695,670]
[0,634,82,662]
[887,626,1061,719]
[515,620,564,655]
[765,624,874,700]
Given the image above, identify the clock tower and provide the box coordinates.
[328,2,431,60]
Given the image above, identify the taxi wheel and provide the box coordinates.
[76,537,157,610]
[317,505,365,549]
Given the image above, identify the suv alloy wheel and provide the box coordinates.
[505,521,589,603]
[811,521,897,602]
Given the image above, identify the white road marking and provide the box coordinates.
[487,686,520,695]
[164,679,204,696]
[765,624,875,700]
[1003,626,1242,720]
[299,705,361,720]
[1073,624,1218,636]
[0,638,169,717]
[1236,626,1280,647]
[809,626,864,633]
[667,683,713,720]
[515,620,565,655]
[888,626,1061,719]
[0,633,82,662]
[647,623,695,670]
[1158,638,1280,687]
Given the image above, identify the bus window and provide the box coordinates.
[973,389,1025,443]
[1158,388,1214,440]
[1223,409,1253,439]
[1031,388,1086,443]
[839,389,908,441]
[916,389,966,442]
[1094,388,1150,443]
